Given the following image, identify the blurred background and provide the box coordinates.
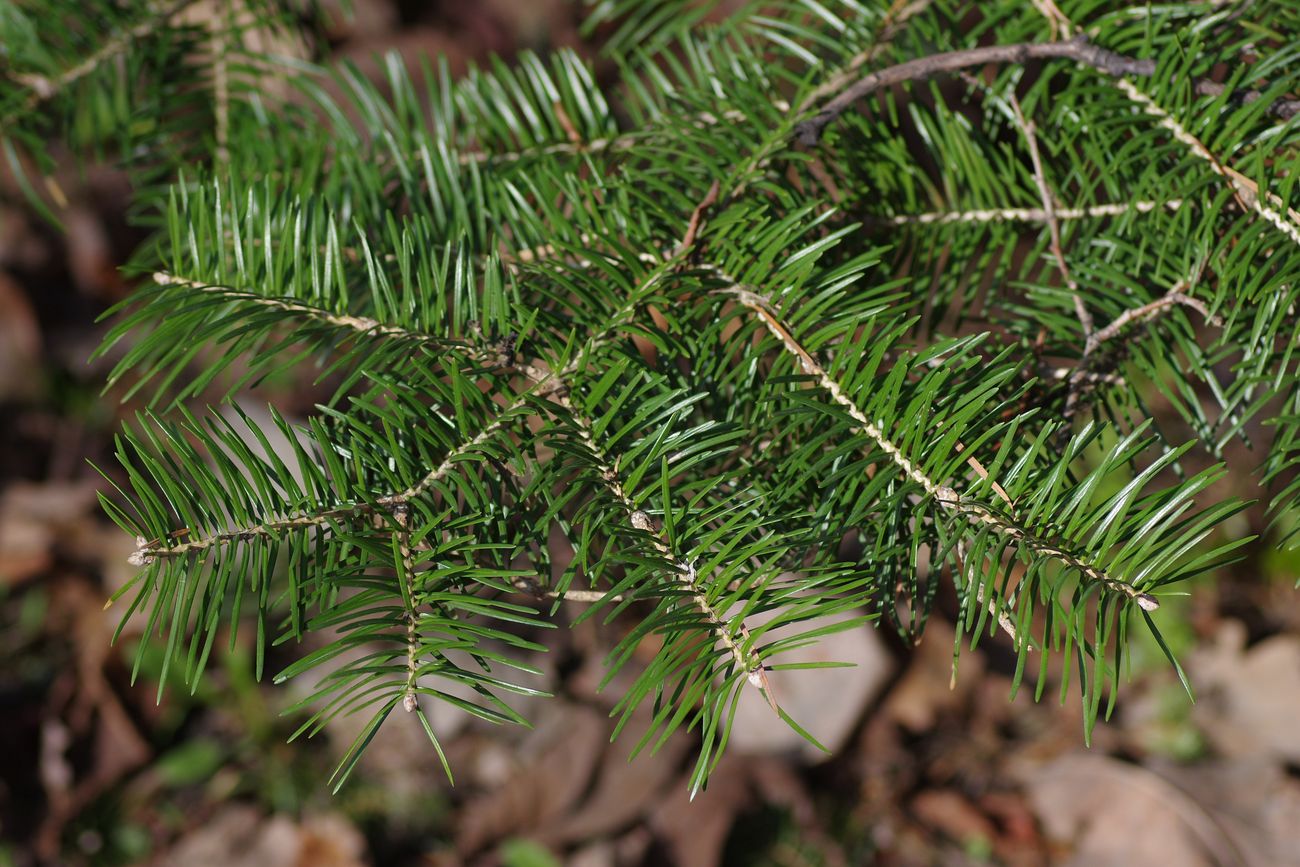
[2,1,1300,865]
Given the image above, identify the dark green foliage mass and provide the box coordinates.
[5,0,1298,793]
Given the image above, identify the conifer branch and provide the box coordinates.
[151,272,456,348]
[87,0,1290,788]
[133,176,725,564]
[1108,77,1300,247]
[726,285,1158,611]
[552,388,777,710]
[1026,6,1300,248]
[2,0,199,124]
[128,420,504,564]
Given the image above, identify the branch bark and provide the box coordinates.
[796,34,1300,146]
[796,35,1153,145]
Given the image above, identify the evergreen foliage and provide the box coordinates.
[7,0,1300,793]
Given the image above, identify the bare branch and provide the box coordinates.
[1061,273,1223,419]
[796,35,1155,145]
[799,29,1299,147]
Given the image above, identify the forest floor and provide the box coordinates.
[2,2,1299,865]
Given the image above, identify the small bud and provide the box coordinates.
[403,693,418,713]
[934,485,959,504]
[746,669,764,688]
[1136,593,1160,612]
[128,537,155,567]
[629,510,654,532]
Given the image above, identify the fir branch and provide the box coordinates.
[90,0,1295,787]
[553,387,777,710]
[1109,76,1300,247]
[151,272,454,348]
[127,417,498,565]
[726,285,1158,610]
[2,0,199,124]
[1027,5,1300,248]
[393,503,419,713]
[132,176,726,563]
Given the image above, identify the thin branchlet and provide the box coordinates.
[393,504,419,713]
[1020,6,1300,249]
[152,272,450,347]
[128,423,498,563]
[795,35,1156,144]
[1005,89,1092,339]
[881,200,1182,226]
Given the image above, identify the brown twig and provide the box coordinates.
[796,35,1154,145]
[797,32,1299,146]
[1005,89,1093,339]
[674,180,722,257]
[1089,289,1221,349]
[1061,273,1223,421]
[1193,79,1300,120]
